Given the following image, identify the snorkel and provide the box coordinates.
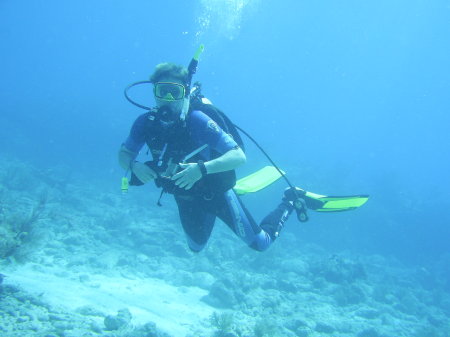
[177,44,205,121]
[186,44,204,96]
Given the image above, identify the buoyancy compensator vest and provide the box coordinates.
[128,88,244,199]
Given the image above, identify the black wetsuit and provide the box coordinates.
[123,110,290,252]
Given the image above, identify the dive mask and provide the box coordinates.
[154,82,186,101]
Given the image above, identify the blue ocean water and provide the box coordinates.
[1,0,450,336]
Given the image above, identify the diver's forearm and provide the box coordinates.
[204,148,246,174]
[118,145,137,170]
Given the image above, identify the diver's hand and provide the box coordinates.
[132,162,157,184]
[171,163,202,190]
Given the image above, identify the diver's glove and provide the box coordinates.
[131,162,158,184]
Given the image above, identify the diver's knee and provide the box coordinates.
[249,240,271,252]
[188,246,204,253]
[187,238,207,253]
[247,230,273,252]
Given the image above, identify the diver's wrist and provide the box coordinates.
[197,160,208,177]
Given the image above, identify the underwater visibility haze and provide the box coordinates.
[0,0,449,336]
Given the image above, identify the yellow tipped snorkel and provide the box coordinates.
[193,44,204,62]
[186,44,205,96]
[180,44,204,120]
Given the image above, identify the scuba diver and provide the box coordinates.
[118,61,302,252]
[119,46,368,253]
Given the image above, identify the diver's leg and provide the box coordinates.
[259,199,294,240]
[260,187,311,239]
[174,195,216,253]
[216,190,273,251]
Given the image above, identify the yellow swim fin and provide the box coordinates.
[234,166,285,195]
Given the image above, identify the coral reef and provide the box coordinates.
[0,158,449,337]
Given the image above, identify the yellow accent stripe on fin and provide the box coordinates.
[234,166,285,195]
[321,196,369,209]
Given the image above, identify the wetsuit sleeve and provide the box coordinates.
[122,113,149,155]
[189,110,238,154]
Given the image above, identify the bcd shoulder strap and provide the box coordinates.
[189,98,245,152]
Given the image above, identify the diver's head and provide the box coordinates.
[150,63,190,122]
